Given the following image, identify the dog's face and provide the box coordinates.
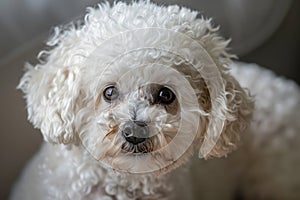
[18,2,253,175]
[78,51,205,173]
[97,81,180,155]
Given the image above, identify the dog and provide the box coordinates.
[11,1,300,200]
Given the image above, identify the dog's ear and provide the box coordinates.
[180,17,255,158]
[18,61,81,144]
[197,68,254,158]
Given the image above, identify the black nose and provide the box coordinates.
[122,121,149,145]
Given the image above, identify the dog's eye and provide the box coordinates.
[103,85,119,102]
[157,87,175,104]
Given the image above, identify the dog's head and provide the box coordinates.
[19,2,253,174]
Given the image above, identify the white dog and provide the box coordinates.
[12,1,300,200]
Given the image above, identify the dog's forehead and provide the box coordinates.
[141,83,163,94]
[99,64,180,90]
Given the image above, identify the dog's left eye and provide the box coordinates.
[103,85,119,102]
[157,87,176,105]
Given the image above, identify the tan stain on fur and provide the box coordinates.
[102,125,118,142]
[164,99,179,115]
[95,94,102,109]
[63,69,69,78]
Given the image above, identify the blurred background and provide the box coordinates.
[0,0,299,199]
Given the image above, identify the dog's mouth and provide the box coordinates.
[99,119,176,156]
[121,136,156,154]
[120,130,174,154]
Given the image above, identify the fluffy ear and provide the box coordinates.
[18,62,81,144]
[183,17,255,158]
[198,70,254,158]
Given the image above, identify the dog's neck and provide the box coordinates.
[87,166,172,199]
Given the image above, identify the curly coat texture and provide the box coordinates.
[12,1,300,200]
[18,0,251,157]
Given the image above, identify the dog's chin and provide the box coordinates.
[98,146,191,175]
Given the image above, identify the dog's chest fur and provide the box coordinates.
[20,144,176,200]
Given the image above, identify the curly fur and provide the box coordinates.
[12,1,300,200]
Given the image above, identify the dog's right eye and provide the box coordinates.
[103,85,119,102]
[157,87,176,105]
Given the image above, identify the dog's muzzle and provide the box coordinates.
[122,120,149,144]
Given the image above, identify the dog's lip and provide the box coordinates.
[121,136,156,154]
